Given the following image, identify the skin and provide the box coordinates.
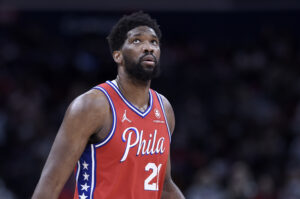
[32,25,185,199]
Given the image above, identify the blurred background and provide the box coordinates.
[1,1,300,199]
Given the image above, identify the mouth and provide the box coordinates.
[140,55,157,65]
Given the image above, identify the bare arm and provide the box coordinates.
[160,95,185,199]
[32,90,110,199]
[161,155,185,199]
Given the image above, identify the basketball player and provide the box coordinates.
[32,11,185,199]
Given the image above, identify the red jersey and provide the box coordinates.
[73,81,171,199]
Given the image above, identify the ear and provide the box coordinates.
[112,51,123,64]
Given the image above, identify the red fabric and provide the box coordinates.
[74,82,170,199]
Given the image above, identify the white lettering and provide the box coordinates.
[120,127,139,162]
[146,134,152,155]
[137,130,146,156]
[156,137,165,154]
[150,130,157,154]
[120,128,166,162]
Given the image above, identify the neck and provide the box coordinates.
[116,67,151,112]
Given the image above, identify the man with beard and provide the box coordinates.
[32,11,185,199]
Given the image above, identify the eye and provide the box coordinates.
[133,39,141,44]
[151,40,158,45]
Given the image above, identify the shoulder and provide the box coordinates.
[69,88,109,114]
[65,88,110,127]
[54,87,112,141]
[158,93,175,134]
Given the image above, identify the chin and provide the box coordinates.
[142,63,156,70]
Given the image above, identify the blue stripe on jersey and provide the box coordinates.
[155,92,172,143]
[92,86,117,148]
[106,80,153,118]
[77,144,96,199]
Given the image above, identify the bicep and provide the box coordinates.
[164,154,172,184]
[48,97,102,166]
[160,95,185,198]
[33,93,108,198]
[161,95,175,188]
[160,94,175,182]
[42,108,94,182]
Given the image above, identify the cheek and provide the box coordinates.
[123,46,140,57]
[123,50,139,63]
[155,49,161,60]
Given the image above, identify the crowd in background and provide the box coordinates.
[1,11,300,199]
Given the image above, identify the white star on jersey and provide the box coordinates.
[79,192,88,199]
[81,183,90,191]
[83,172,89,181]
[82,161,89,170]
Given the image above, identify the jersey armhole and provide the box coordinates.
[155,91,172,143]
[92,86,117,148]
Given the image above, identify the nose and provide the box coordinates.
[142,41,154,53]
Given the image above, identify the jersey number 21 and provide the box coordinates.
[144,163,162,191]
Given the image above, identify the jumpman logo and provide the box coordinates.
[122,110,132,123]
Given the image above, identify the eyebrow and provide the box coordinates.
[131,33,158,39]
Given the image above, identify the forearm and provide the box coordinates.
[32,176,63,199]
[32,156,79,199]
[161,179,185,199]
[32,142,79,199]
[32,138,81,199]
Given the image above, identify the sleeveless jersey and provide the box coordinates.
[73,80,171,199]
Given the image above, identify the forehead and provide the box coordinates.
[127,26,157,38]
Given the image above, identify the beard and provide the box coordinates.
[123,52,160,82]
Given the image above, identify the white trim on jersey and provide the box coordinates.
[76,161,81,183]
[92,86,117,148]
[76,144,96,199]
[156,92,172,143]
[90,144,96,199]
[106,80,153,118]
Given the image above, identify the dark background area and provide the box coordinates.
[1,7,300,199]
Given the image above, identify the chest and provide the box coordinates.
[108,106,170,163]
[92,82,171,164]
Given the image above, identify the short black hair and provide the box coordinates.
[107,11,162,53]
